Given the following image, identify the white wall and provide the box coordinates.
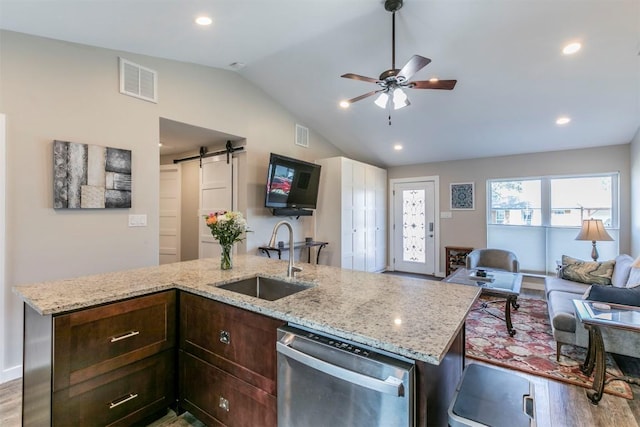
[630,127,640,255]
[388,144,632,273]
[0,30,343,381]
[0,114,13,382]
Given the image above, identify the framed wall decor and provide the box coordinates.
[53,140,132,209]
[450,182,474,210]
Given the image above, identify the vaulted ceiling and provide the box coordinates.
[1,0,638,167]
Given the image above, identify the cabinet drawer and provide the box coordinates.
[180,292,284,394]
[53,350,175,427]
[179,351,276,427]
[54,290,176,390]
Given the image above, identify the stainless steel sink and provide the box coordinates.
[216,276,313,301]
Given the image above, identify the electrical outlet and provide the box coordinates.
[128,214,147,227]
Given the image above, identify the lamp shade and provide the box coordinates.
[575,219,613,242]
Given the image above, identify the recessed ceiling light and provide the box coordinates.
[562,42,581,55]
[556,116,571,125]
[195,16,212,26]
[393,144,403,151]
[339,100,350,109]
[158,142,163,147]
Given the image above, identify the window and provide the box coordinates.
[490,179,541,226]
[550,176,613,227]
[487,173,619,274]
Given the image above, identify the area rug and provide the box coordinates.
[465,296,633,399]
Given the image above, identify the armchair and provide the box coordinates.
[466,248,520,273]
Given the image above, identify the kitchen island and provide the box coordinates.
[15,255,481,426]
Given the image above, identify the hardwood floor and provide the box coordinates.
[0,376,20,427]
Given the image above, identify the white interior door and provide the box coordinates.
[159,164,181,264]
[392,181,437,274]
[199,155,234,259]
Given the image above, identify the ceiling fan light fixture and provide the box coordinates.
[392,87,409,110]
[429,77,439,82]
[374,92,389,109]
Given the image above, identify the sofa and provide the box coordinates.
[545,253,640,360]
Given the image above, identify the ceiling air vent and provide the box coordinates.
[295,124,309,148]
[119,57,158,103]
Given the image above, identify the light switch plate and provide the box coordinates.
[128,214,147,227]
[440,211,452,219]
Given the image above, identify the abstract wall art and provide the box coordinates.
[450,182,474,210]
[53,140,132,209]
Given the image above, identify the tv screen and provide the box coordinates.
[265,153,321,209]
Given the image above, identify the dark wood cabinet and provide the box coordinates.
[179,292,284,426]
[53,351,175,427]
[179,352,277,427]
[445,246,473,276]
[53,290,176,390]
[23,290,176,426]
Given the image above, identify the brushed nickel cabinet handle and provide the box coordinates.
[219,396,230,412]
[110,330,140,343]
[220,330,230,345]
[109,393,138,409]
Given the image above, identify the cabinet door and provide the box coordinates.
[351,162,367,271]
[53,290,176,390]
[53,350,175,427]
[340,159,354,269]
[374,167,387,272]
[179,352,277,427]
[180,292,284,394]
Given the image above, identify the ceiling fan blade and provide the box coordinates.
[341,73,381,84]
[410,79,457,90]
[397,55,431,81]
[346,90,382,104]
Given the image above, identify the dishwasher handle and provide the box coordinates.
[276,341,405,397]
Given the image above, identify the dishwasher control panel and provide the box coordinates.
[298,330,373,357]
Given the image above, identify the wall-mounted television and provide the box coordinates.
[265,153,321,216]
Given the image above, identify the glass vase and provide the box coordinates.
[220,244,233,270]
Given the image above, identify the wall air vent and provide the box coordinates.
[119,57,158,103]
[295,124,309,148]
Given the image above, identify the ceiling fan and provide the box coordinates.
[340,0,456,112]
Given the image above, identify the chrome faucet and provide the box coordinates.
[268,220,302,277]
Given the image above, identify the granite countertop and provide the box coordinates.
[13,255,480,365]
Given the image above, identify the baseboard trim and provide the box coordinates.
[522,280,545,291]
[1,364,22,383]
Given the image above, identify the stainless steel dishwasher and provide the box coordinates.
[277,324,415,427]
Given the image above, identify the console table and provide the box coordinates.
[573,299,640,404]
[259,241,328,264]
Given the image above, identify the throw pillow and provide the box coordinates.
[585,284,640,307]
[561,255,614,286]
[626,267,640,288]
[611,254,634,287]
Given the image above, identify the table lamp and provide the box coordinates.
[575,219,613,262]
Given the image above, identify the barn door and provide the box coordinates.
[198,155,235,258]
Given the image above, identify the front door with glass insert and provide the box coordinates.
[392,181,436,274]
